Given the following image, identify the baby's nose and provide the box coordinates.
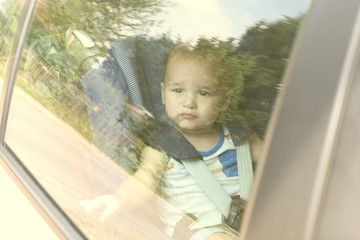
[183,94,197,108]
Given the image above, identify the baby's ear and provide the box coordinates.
[221,90,233,111]
[160,82,165,104]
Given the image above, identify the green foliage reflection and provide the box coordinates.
[17,0,304,166]
[0,0,22,75]
[238,15,304,138]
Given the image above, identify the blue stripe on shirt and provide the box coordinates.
[219,150,238,177]
[198,126,224,157]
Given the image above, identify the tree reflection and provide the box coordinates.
[0,0,22,75]
[238,15,304,138]
[16,0,305,166]
[29,0,170,51]
[18,0,170,141]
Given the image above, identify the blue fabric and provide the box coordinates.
[81,36,175,171]
[198,127,238,177]
[198,128,224,157]
[82,52,135,172]
[218,150,238,177]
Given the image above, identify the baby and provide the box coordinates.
[158,44,262,240]
[82,42,262,240]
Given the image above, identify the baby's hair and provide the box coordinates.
[164,40,242,93]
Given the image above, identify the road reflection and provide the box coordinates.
[5,86,168,239]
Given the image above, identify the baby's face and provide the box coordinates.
[161,57,231,135]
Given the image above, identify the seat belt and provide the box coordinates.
[181,138,253,220]
[182,158,232,219]
[236,138,254,201]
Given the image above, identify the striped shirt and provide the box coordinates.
[159,126,240,236]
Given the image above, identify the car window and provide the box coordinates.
[2,0,312,239]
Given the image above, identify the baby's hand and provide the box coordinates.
[79,147,165,222]
[79,194,124,222]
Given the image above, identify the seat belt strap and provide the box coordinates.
[181,138,254,219]
[182,158,232,219]
[236,139,253,201]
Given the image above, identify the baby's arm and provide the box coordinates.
[80,146,166,221]
[249,133,263,167]
[131,146,167,191]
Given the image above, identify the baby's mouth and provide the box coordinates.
[180,113,196,119]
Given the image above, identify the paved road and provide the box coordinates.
[4,86,169,239]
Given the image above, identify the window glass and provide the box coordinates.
[0,0,23,83]
[4,0,312,238]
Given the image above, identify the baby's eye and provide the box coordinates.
[198,90,210,96]
[172,88,183,93]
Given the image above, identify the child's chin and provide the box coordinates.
[177,124,203,133]
[174,123,195,131]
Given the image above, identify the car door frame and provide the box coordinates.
[241,0,360,239]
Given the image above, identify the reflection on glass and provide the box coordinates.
[0,0,23,82]
[4,0,311,239]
